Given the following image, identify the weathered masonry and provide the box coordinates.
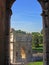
[0,0,15,65]
[10,29,32,64]
[0,0,49,65]
[38,0,49,65]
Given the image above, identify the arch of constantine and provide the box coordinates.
[0,0,49,65]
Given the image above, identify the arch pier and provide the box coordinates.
[38,0,49,65]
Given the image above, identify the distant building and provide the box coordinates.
[10,28,32,64]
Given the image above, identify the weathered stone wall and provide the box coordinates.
[10,29,32,64]
[14,34,32,63]
[0,0,6,65]
[38,0,49,65]
[0,0,15,65]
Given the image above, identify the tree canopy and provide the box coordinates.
[32,32,43,47]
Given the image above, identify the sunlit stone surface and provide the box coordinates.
[10,29,32,65]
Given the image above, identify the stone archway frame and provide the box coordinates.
[0,0,15,65]
[10,0,49,65]
[0,0,49,65]
[38,0,49,65]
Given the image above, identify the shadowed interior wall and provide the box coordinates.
[0,0,15,65]
[38,0,49,65]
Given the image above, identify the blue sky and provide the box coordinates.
[11,0,43,33]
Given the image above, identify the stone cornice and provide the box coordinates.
[6,0,16,8]
[6,0,16,15]
[38,0,43,2]
[38,0,48,10]
[38,0,48,3]
[9,0,16,8]
[41,11,48,17]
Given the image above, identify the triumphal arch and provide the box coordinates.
[10,29,32,64]
[0,0,49,65]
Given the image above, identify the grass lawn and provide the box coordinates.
[28,61,43,65]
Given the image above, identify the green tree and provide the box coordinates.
[16,30,26,34]
[32,32,43,47]
[38,34,43,44]
[32,32,40,47]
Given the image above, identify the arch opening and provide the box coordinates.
[21,47,26,59]
[10,0,49,65]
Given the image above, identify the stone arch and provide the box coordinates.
[0,0,49,65]
[21,47,26,59]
